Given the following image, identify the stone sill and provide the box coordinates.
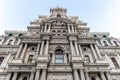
[0,45,19,48]
[8,63,35,66]
[84,63,109,66]
[49,63,70,66]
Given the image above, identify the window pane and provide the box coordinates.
[56,59,63,63]
[56,55,63,58]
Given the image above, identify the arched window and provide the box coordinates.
[55,49,64,63]
[91,77,96,80]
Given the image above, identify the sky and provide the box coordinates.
[0,0,120,37]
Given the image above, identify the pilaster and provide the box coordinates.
[78,45,83,58]
[74,69,79,80]
[5,73,12,80]
[35,70,40,80]
[15,44,23,58]
[35,43,40,58]
[70,41,76,56]
[41,69,47,80]
[40,41,45,55]
[75,41,79,56]
[90,44,98,60]
[94,45,102,59]
[100,72,106,80]
[30,72,35,80]
[85,72,89,80]
[21,43,28,60]
[80,69,85,80]
[106,72,112,80]
[12,72,18,80]
[44,40,49,56]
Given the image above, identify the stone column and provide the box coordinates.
[35,70,40,80]
[68,25,71,33]
[116,54,120,66]
[41,69,47,80]
[21,44,28,60]
[44,40,49,56]
[74,41,80,56]
[74,26,77,33]
[35,44,40,58]
[78,45,83,57]
[44,25,47,32]
[80,69,85,80]
[94,45,102,59]
[90,44,98,60]
[12,72,18,80]
[48,25,51,32]
[106,72,112,80]
[101,72,106,80]
[1,53,11,68]
[40,41,45,55]
[85,72,89,80]
[30,72,35,80]
[71,25,74,32]
[15,44,23,58]
[41,26,44,32]
[74,69,79,80]
[105,54,115,68]
[70,41,75,56]
[6,73,12,80]
[52,53,55,63]
[64,53,67,63]
[117,54,120,60]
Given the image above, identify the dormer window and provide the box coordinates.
[8,33,13,36]
[7,39,13,45]
[103,41,108,46]
[113,41,119,46]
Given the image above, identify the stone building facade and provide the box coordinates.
[0,7,120,80]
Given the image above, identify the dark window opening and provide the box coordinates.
[94,35,97,37]
[7,39,13,45]
[8,33,13,36]
[103,41,108,46]
[113,41,119,46]
[19,34,23,37]
[23,76,27,80]
[55,49,64,63]
[0,57,4,65]
[28,55,33,63]
[103,35,107,38]
[111,58,119,68]
[85,55,90,63]
[57,14,61,18]
[91,77,96,80]
[31,47,35,51]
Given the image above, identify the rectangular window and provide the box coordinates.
[0,57,4,65]
[111,58,119,68]
[85,55,90,63]
[28,55,33,63]
[50,54,52,63]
